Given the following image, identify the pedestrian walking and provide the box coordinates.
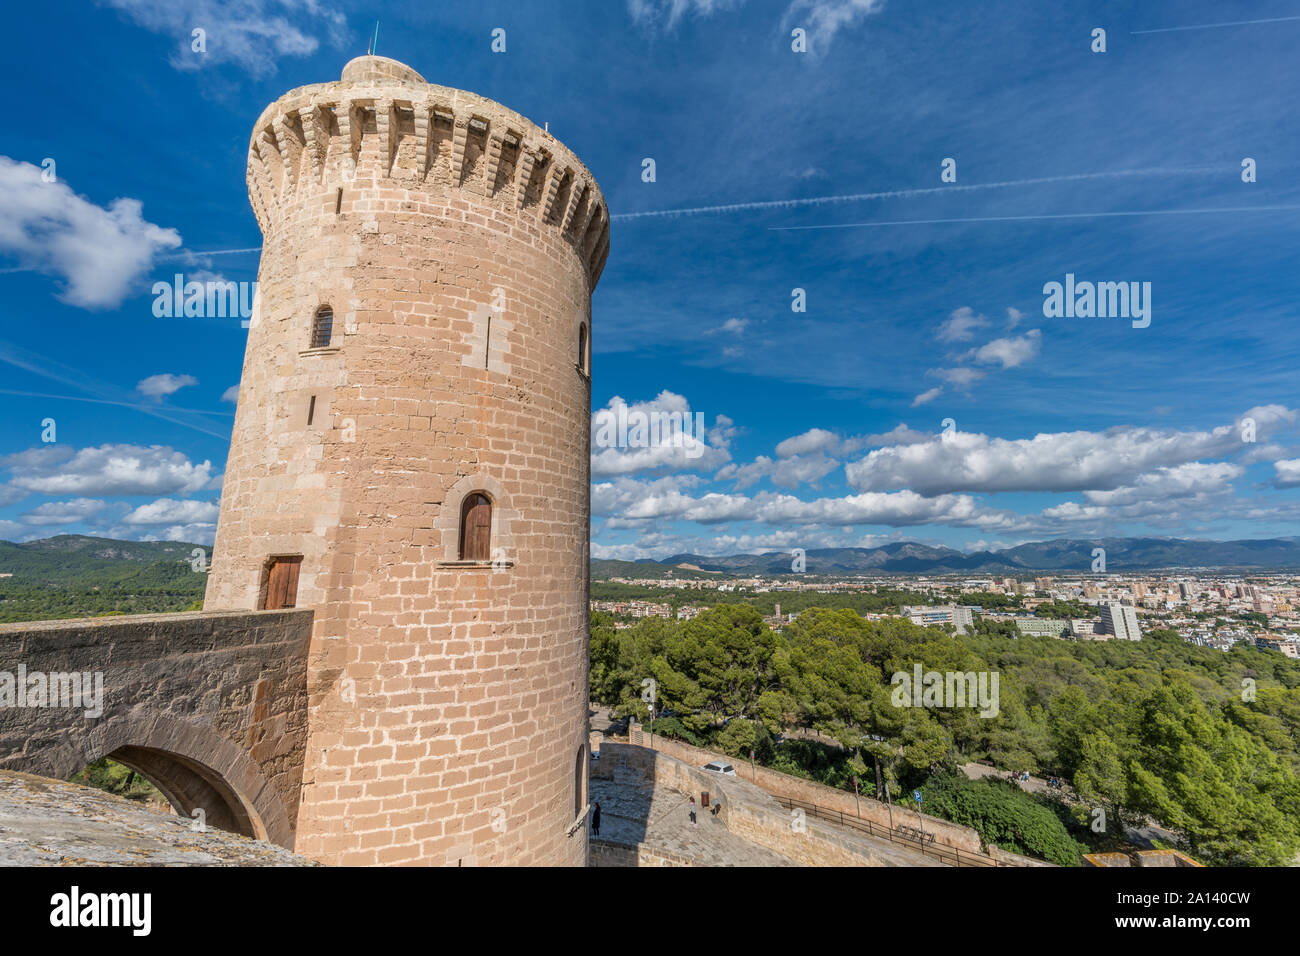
[689,795,697,827]
[591,801,601,837]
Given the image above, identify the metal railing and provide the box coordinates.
[772,796,1009,867]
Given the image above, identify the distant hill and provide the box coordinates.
[0,535,207,585]
[594,537,1300,577]
[0,535,209,623]
[590,558,723,580]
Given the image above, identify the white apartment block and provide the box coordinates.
[1101,601,1142,640]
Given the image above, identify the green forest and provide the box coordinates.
[590,604,1300,866]
[591,580,936,617]
[0,536,207,622]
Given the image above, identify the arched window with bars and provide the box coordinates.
[310,306,333,349]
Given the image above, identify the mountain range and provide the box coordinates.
[593,537,1300,577]
[6,534,1300,581]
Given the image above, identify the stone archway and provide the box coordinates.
[108,745,261,839]
[41,714,296,848]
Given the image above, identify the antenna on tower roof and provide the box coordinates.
[368,21,380,55]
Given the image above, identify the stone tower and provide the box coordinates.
[205,55,608,866]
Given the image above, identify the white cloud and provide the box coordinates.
[783,0,885,52]
[122,497,220,525]
[932,367,985,388]
[19,498,107,526]
[0,484,29,507]
[1079,461,1241,506]
[715,317,749,335]
[628,0,747,30]
[137,373,198,400]
[716,453,839,490]
[1273,459,1300,488]
[138,523,217,545]
[967,329,1041,368]
[592,476,997,529]
[773,424,929,460]
[936,306,988,344]
[846,407,1294,496]
[3,444,215,496]
[774,428,840,458]
[591,392,732,476]
[221,385,240,403]
[0,157,181,309]
[912,386,943,407]
[101,0,345,74]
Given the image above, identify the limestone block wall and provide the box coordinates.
[0,609,313,849]
[628,725,985,854]
[598,743,927,867]
[205,56,606,866]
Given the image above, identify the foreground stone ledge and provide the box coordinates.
[0,770,316,866]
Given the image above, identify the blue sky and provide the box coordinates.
[2,0,1300,558]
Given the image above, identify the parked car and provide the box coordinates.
[702,761,737,776]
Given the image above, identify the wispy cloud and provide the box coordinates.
[137,373,199,400]
[98,0,346,74]
[0,157,180,309]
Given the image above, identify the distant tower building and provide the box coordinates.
[205,56,609,865]
[1100,601,1142,641]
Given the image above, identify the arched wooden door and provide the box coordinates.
[459,493,492,560]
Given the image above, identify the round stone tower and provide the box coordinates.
[205,55,607,866]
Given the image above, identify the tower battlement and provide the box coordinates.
[246,55,610,287]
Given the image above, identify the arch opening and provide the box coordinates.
[107,745,267,841]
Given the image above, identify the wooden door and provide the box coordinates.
[459,494,492,561]
[264,556,302,609]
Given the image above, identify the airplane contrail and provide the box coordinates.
[1132,15,1300,35]
[769,204,1300,231]
[610,167,1222,221]
[159,247,263,260]
[0,341,231,440]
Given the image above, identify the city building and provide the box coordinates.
[1100,601,1142,641]
[1013,618,1070,638]
[902,604,975,635]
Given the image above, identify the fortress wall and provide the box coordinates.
[628,725,985,854]
[0,609,313,848]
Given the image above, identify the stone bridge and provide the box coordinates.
[0,609,313,849]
